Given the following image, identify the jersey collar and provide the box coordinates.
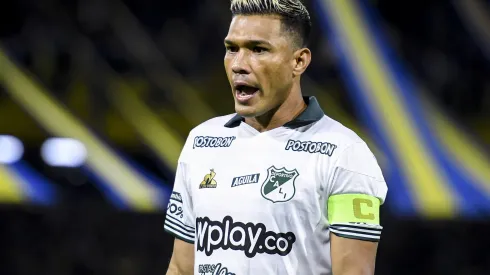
[224,96,324,129]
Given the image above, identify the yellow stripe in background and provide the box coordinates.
[0,48,159,212]
[0,165,24,203]
[326,0,456,217]
[108,80,184,171]
[427,104,490,196]
[111,1,216,127]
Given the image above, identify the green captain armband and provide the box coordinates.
[327,194,381,225]
[327,194,383,242]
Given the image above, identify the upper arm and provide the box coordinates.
[326,142,387,274]
[330,234,377,275]
[164,158,196,273]
[164,161,196,243]
[167,238,194,275]
[328,193,381,275]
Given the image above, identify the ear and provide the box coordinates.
[292,47,312,77]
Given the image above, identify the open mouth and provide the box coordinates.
[235,85,259,103]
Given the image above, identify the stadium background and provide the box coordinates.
[0,0,489,274]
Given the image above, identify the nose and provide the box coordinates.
[231,51,250,75]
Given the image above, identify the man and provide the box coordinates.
[164,0,388,274]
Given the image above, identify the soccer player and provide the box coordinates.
[164,0,388,274]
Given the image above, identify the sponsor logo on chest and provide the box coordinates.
[193,136,236,149]
[231,173,260,187]
[196,216,296,258]
[285,139,337,156]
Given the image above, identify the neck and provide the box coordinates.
[245,85,306,132]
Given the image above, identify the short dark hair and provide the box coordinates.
[230,0,312,48]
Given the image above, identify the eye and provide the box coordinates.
[253,46,267,53]
[226,46,238,53]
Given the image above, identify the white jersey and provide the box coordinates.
[164,97,388,275]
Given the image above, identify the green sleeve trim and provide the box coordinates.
[327,194,381,225]
[164,228,195,244]
[331,231,380,243]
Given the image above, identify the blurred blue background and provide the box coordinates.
[0,0,489,274]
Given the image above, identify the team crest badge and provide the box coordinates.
[261,166,299,203]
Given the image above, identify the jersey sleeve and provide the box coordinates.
[326,142,388,242]
[164,161,196,244]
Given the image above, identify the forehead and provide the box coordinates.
[226,15,286,43]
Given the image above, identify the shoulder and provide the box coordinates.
[312,115,382,178]
[311,115,366,151]
[314,117,387,201]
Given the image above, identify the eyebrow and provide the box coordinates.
[224,39,272,47]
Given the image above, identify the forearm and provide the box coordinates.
[166,261,191,275]
[333,260,375,275]
[165,263,181,275]
[166,238,194,275]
